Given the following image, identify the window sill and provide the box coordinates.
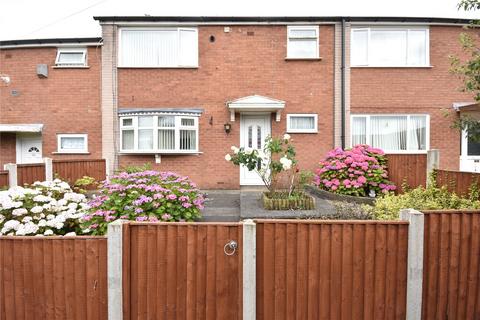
[285,57,322,61]
[119,151,203,155]
[52,151,90,155]
[286,131,318,134]
[384,151,428,154]
[52,66,90,69]
[117,66,199,69]
[351,65,433,69]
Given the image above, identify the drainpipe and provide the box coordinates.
[340,18,346,149]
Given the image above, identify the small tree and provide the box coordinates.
[225,134,298,195]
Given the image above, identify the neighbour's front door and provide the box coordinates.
[240,114,271,185]
[17,133,42,164]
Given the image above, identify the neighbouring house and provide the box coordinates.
[0,16,478,189]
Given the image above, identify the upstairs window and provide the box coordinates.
[351,27,429,67]
[55,48,87,66]
[287,26,319,59]
[351,114,429,153]
[119,28,198,68]
[120,114,199,153]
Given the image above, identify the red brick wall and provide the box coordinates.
[0,46,102,168]
[118,25,335,189]
[350,26,473,170]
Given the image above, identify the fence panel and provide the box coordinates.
[256,220,409,320]
[16,163,45,186]
[386,154,427,193]
[435,169,480,197]
[0,171,8,188]
[53,159,106,185]
[422,210,480,319]
[124,222,243,320]
[0,237,107,320]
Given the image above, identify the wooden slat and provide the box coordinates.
[0,171,8,188]
[436,169,480,197]
[52,159,106,185]
[16,164,45,186]
[385,154,427,193]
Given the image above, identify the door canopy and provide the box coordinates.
[226,95,285,122]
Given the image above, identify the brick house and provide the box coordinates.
[1,17,477,189]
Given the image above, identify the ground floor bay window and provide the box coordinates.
[351,114,429,153]
[119,109,201,154]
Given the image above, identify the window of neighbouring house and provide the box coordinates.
[351,27,429,67]
[57,134,88,153]
[119,28,198,68]
[120,114,199,153]
[286,114,318,133]
[55,48,87,66]
[351,114,429,152]
[287,26,319,59]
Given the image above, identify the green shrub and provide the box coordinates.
[328,201,374,220]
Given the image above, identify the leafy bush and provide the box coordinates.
[82,170,204,235]
[313,145,396,197]
[0,179,88,236]
[371,183,480,220]
[325,201,374,220]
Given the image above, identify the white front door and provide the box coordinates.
[17,133,42,164]
[240,114,271,185]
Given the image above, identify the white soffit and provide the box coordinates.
[453,102,479,112]
[226,95,285,122]
[0,124,44,132]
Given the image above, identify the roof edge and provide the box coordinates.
[0,37,102,48]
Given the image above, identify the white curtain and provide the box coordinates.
[408,116,426,150]
[352,117,367,145]
[61,137,84,150]
[351,29,368,66]
[290,116,315,130]
[407,30,427,66]
[122,130,134,150]
[369,29,407,66]
[371,116,407,150]
[137,116,153,150]
[158,129,175,150]
[180,130,196,150]
[57,52,84,65]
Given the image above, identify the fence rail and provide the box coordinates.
[386,154,427,193]
[16,163,45,186]
[0,237,107,320]
[53,159,106,185]
[435,169,480,197]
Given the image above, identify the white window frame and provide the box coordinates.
[118,27,199,68]
[286,114,318,133]
[119,114,199,154]
[350,114,430,154]
[350,26,430,67]
[55,48,87,67]
[56,134,88,153]
[286,25,320,59]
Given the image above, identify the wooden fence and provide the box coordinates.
[435,169,480,197]
[0,236,107,320]
[386,154,427,193]
[422,210,480,319]
[0,171,8,188]
[16,163,45,186]
[53,159,106,185]
[123,223,243,320]
[256,220,409,320]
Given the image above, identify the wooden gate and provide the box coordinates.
[122,222,243,320]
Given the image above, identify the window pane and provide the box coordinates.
[138,129,153,149]
[57,52,84,65]
[122,118,133,126]
[179,29,198,66]
[122,130,134,150]
[468,137,480,156]
[60,137,85,150]
[180,130,196,150]
[289,29,316,37]
[351,29,368,66]
[158,116,175,127]
[408,30,427,66]
[370,116,408,150]
[352,117,367,145]
[248,126,253,148]
[181,118,195,126]
[370,30,407,66]
[288,39,317,58]
[290,116,315,130]
[257,126,262,149]
[138,116,153,128]
[408,116,427,150]
[158,129,175,150]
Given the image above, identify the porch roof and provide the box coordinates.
[226,95,285,122]
[0,124,43,132]
[453,102,479,112]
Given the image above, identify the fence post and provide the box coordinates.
[107,220,125,320]
[426,149,439,186]
[242,219,256,320]
[3,163,17,187]
[44,157,53,181]
[400,208,424,320]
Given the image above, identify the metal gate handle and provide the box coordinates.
[224,240,237,256]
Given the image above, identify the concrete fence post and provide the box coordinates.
[400,208,425,320]
[43,157,53,181]
[3,163,17,187]
[107,220,126,320]
[426,149,440,186]
[242,219,256,320]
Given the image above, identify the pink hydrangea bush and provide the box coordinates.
[313,145,396,197]
[82,171,204,235]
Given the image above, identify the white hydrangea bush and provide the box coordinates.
[0,179,89,236]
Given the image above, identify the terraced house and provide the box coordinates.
[0,16,477,188]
